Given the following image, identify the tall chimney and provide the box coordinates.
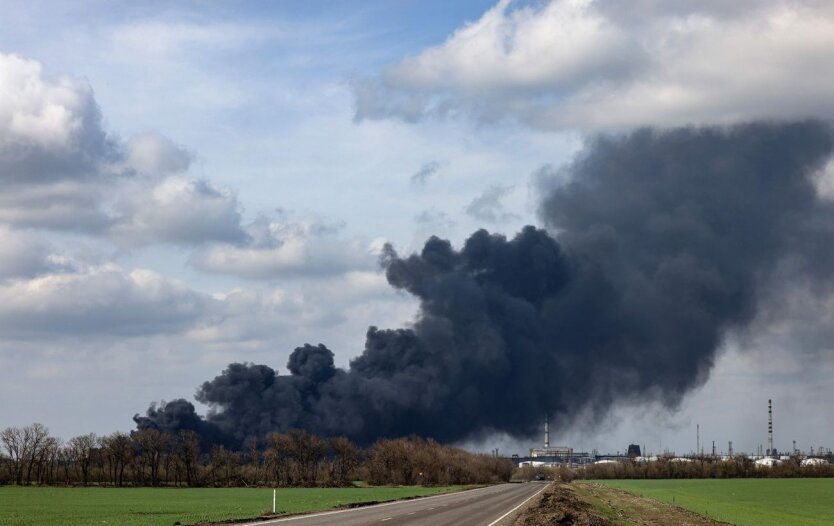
[768,399,774,457]
[544,415,550,449]
[728,441,733,457]
[696,424,700,456]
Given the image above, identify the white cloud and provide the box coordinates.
[0,53,106,158]
[355,0,834,130]
[0,265,209,337]
[126,133,191,177]
[0,227,74,280]
[110,177,246,246]
[0,52,250,247]
[0,52,124,231]
[191,216,380,280]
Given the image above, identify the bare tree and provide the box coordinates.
[68,433,97,485]
[100,432,132,486]
[265,432,292,486]
[175,430,200,487]
[133,429,170,486]
[22,424,51,485]
[1,427,26,485]
[329,436,358,486]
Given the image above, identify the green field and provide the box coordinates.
[591,478,834,526]
[0,485,469,526]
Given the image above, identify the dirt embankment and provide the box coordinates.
[512,482,727,526]
[512,483,611,526]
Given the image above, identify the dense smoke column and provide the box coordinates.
[538,121,834,414]
[133,398,231,448]
[136,121,834,448]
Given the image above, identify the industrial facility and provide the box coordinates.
[511,401,832,469]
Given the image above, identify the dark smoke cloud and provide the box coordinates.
[137,121,834,447]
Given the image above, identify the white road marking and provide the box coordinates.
[381,518,392,521]
[486,484,549,526]
[244,484,500,525]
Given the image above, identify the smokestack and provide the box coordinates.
[768,399,774,457]
[728,441,733,457]
[697,424,700,457]
[544,414,550,449]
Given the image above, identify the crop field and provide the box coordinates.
[0,485,468,526]
[589,478,834,525]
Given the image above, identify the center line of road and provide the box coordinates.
[381,518,392,521]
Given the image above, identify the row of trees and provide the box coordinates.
[0,424,512,487]
[574,457,834,480]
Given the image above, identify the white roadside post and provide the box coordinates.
[273,488,276,514]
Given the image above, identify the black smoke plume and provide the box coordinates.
[135,121,834,447]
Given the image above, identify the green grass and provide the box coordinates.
[0,485,469,526]
[590,478,834,526]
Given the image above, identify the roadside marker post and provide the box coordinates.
[273,489,276,514]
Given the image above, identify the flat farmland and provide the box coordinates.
[0,485,468,526]
[587,478,834,525]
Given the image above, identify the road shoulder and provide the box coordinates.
[511,482,727,526]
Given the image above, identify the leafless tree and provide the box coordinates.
[329,436,358,486]
[1,426,26,485]
[133,428,171,486]
[67,433,97,485]
[175,430,200,487]
[100,432,132,486]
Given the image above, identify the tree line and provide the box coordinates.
[572,457,834,480]
[0,423,512,487]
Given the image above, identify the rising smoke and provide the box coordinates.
[135,121,834,447]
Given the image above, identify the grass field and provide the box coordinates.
[589,478,834,526]
[0,485,469,526]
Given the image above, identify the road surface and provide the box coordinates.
[243,482,548,526]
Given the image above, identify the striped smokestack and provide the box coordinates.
[768,399,773,456]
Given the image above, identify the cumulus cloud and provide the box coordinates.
[191,216,379,280]
[0,53,124,231]
[0,227,75,280]
[110,177,246,246]
[465,184,519,223]
[126,133,192,177]
[0,53,117,183]
[355,0,834,130]
[0,52,250,247]
[0,265,209,338]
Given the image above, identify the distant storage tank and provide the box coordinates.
[755,457,782,468]
[627,444,642,458]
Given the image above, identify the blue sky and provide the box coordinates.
[2,0,834,456]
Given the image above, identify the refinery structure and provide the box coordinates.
[512,400,832,469]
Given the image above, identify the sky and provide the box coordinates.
[1,0,833,456]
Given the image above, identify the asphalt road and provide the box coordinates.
[243,482,549,526]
